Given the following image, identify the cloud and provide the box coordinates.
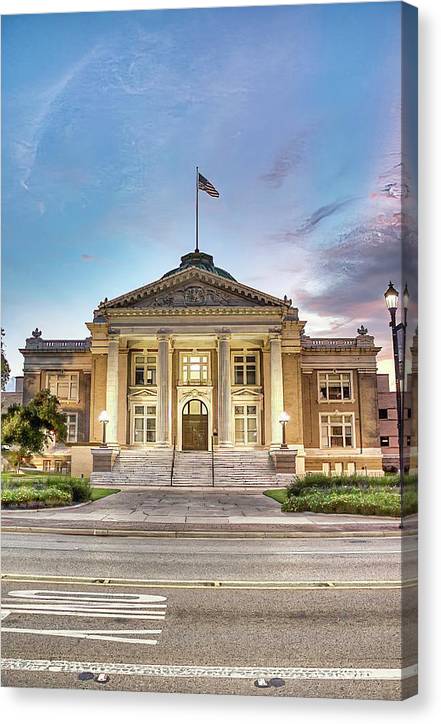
[260,134,306,189]
[295,197,358,235]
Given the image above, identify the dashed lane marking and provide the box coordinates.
[0,658,418,681]
[1,573,417,590]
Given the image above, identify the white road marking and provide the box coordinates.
[2,608,165,620]
[7,589,166,602]
[5,589,167,618]
[2,628,162,645]
[0,658,418,681]
[1,610,11,621]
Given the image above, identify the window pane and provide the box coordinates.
[320,385,327,399]
[234,356,243,363]
[135,368,144,385]
[235,418,245,442]
[135,356,144,364]
[146,430,156,442]
[58,382,69,398]
[134,429,144,442]
[345,434,352,446]
[247,429,257,443]
[146,418,156,430]
[343,386,350,399]
[146,368,156,384]
[246,355,255,363]
[246,368,256,385]
[235,368,244,385]
[134,418,144,431]
[331,436,343,447]
[247,405,257,416]
[146,356,156,364]
[134,405,144,415]
[234,406,244,415]
[247,417,257,431]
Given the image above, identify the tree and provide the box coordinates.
[1,328,11,391]
[2,391,67,471]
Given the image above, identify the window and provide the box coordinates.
[43,459,52,472]
[133,355,157,386]
[66,413,78,443]
[406,435,411,446]
[233,354,258,385]
[132,404,156,444]
[380,436,390,447]
[183,400,207,415]
[54,460,70,474]
[320,414,354,448]
[47,373,79,402]
[234,404,259,445]
[319,372,351,401]
[407,408,412,418]
[379,409,388,420]
[181,354,209,385]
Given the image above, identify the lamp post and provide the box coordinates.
[384,281,409,529]
[98,410,110,447]
[279,411,290,449]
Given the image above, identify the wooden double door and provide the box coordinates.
[182,399,209,451]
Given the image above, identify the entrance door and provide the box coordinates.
[182,400,208,450]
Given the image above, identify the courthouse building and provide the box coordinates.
[20,249,384,482]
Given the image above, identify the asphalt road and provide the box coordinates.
[1,533,418,700]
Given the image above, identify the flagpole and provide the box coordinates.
[195,165,199,253]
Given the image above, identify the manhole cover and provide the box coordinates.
[78,672,94,681]
[269,677,285,688]
[254,678,271,688]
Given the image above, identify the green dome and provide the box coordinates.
[161,251,236,282]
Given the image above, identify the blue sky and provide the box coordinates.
[2,2,417,381]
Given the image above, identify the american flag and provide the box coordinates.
[198,172,220,198]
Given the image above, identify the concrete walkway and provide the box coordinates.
[1,487,415,537]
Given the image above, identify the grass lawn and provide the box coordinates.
[90,487,120,501]
[264,488,288,505]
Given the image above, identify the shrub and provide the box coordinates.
[286,472,417,497]
[3,474,91,502]
[1,485,72,507]
[281,488,417,517]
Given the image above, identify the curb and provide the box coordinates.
[1,525,415,539]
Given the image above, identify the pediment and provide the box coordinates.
[97,268,291,313]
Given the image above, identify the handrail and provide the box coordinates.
[170,436,176,486]
[211,435,215,487]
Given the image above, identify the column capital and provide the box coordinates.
[216,327,231,342]
[157,328,172,342]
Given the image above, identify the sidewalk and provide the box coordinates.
[1,487,417,538]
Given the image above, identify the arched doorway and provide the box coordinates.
[182,399,208,450]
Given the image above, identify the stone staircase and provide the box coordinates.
[91,448,279,487]
[214,450,278,486]
[171,451,213,486]
[91,449,173,486]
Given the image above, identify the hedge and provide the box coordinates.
[286,473,417,496]
[3,475,91,502]
[281,488,417,516]
[1,486,72,508]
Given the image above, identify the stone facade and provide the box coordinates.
[19,250,384,478]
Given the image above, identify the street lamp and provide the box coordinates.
[384,281,408,529]
[279,411,290,449]
[98,410,110,447]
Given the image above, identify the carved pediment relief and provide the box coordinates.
[129,283,268,309]
[98,267,292,315]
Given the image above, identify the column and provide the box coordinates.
[106,336,119,445]
[217,331,233,447]
[156,333,170,446]
[270,333,284,446]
